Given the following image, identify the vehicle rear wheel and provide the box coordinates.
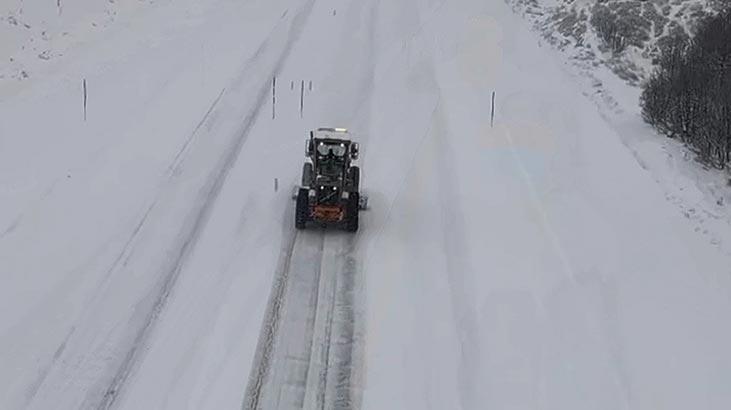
[345,192,359,232]
[347,166,360,192]
[295,188,309,230]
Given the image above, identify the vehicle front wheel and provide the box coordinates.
[302,163,313,187]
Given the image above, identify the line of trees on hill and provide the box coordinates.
[641,8,731,169]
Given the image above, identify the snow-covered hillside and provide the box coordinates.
[508,0,725,84]
[2,0,731,409]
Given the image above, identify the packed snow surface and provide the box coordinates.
[1,0,731,409]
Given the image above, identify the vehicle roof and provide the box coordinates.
[316,127,348,133]
[313,127,351,142]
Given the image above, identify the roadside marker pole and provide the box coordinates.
[83,79,87,122]
[272,77,276,119]
[491,91,495,128]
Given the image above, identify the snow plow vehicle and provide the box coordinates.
[294,128,367,232]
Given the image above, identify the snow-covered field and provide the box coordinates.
[2,0,731,409]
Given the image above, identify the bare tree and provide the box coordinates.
[641,8,731,169]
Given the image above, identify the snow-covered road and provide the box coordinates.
[2,0,731,409]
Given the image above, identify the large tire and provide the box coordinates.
[302,163,313,187]
[295,188,309,230]
[345,192,359,232]
[347,166,360,192]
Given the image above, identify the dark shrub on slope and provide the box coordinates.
[642,8,731,169]
[590,1,652,54]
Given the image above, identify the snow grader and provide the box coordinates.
[293,128,367,232]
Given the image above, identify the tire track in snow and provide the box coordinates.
[243,231,364,410]
[323,236,363,409]
[302,236,338,410]
[166,87,227,175]
[243,227,299,409]
[0,179,59,241]
[94,2,318,408]
[244,230,325,410]
[0,214,22,239]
